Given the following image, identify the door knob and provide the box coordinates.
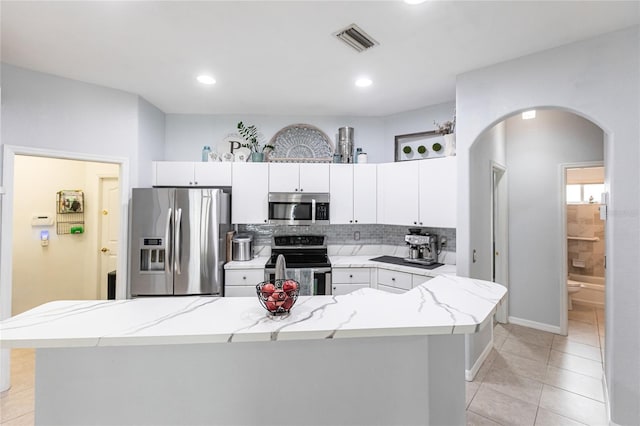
[102,209,109,216]
[101,247,109,253]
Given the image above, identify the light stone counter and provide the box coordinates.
[224,255,269,270]
[0,276,505,426]
[330,255,457,277]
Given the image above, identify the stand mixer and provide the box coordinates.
[404,233,439,265]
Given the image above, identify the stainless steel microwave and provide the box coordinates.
[268,193,330,225]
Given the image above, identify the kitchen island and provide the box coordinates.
[0,275,506,425]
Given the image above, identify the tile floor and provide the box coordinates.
[467,303,606,426]
[0,303,605,426]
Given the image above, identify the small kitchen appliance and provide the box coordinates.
[268,193,330,225]
[264,235,331,295]
[404,233,439,266]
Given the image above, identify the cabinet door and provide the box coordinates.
[154,162,195,186]
[419,157,457,228]
[329,164,354,224]
[269,163,299,192]
[299,164,330,192]
[332,283,369,295]
[225,286,258,297]
[194,162,232,186]
[232,163,269,224]
[353,164,377,224]
[377,284,407,294]
[376,161,419,226]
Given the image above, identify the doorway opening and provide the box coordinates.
[10,155,120,315]
[491,162,508,323]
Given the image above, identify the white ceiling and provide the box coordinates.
[1,1,638,116]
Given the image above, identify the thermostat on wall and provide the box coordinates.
[31,214,54,227]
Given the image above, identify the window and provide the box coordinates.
[567,184,604,204]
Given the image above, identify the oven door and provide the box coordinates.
[265,268,332,295]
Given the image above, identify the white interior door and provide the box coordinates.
[492,164,509,323]
[99,177,120,299]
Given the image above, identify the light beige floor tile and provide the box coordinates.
[469,386,538,426]
[551,337,602,362]
[568,305,596,324]
[534,407,588,426]
[482,367,543,405]
[466,381,481,408]
[473,348,499,382]
[568,319,599,335]
[467,410,502,426]
[548,350,603,379]
[491,350,548,382]
[500,337,551,364]
[508,324,555,348]
[539,384,607,426]
[493,322,511,338]
[544,366,604,402]
[493,333,507,350]
[553,331,600,350]
[1,411,35,426]
[0,387,34,424]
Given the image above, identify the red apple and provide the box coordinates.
[265,296,277,312]
[282,296,294,310]
[283,280,298,294]
[272,289,286,301]
[261,283,275,298]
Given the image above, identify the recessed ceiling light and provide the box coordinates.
[404,0,427,4]
[522,110,536,120]
[197,75,216,85]
[355,77,373,88]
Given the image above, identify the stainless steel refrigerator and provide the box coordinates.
[129,188,231,297]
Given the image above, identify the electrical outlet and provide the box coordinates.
[354,231,360,241]
[440,236,447,248]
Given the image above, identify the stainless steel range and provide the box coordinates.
[264,235,332,295]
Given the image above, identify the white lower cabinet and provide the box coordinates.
[377,269,412,292]
[225,269,265,297]
[377,284,406,294]
[332,268,372,295]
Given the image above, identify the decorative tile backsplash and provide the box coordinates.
[238,224,456,251]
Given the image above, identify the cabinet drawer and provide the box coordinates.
[377,284,407,294]
[225,269,264,286]
[332,283,369,296]
[411,274,433,288]
[225,285,258,297]
[377,269,412,290]
[332,268,371,284]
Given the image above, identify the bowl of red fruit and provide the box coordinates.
[256,279,299,315]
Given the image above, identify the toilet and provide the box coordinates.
[567,279,585,310]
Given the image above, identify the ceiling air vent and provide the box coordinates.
[334,24,379,52]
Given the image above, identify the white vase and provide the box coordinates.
[443,133,456,156]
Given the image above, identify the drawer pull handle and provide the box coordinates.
[392,277,396,281]
[242,276,246,280]
[349,274,353,278]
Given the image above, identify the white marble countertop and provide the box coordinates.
[0,275,506,349]
[225,254,457,277]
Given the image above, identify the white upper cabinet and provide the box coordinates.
[377,161,419,226]
[376,158,456,228]
[153,161,232,187]
[232,163,269,224]
[269,163,329,193]
[419,157,457,228]
[330,164,376,224]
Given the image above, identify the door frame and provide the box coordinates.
[490,161,508,323]
[559,160,604,336]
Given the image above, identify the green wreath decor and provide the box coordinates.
[417,145,427,154]
[403,145,412,154]
[432,142,442,152]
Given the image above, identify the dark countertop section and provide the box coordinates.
[370,256,444,270]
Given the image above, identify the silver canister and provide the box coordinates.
[232,233,254,261]
[338,126,354,163]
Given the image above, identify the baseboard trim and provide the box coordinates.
[465,336,493,382]
[508,316,561,334]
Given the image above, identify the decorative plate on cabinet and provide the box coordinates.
[268,124,334,163]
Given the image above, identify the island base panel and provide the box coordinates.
[36,335,464,425]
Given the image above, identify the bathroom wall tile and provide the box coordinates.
[534,408,588,426]
[469,386,538,426]
[548,350,603,379]
[544,365,604,402]
[538,384,607,426]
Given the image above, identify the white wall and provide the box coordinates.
[12,156,118,314]
[505,110,603,326]
[164,102,455,164]
[456,26,640,424]
[137,97,166,187]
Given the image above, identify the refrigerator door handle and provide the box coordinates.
[176,208,183,274]
[311,198,316,223]
[165,208,173,273]
[201,193,212,277]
